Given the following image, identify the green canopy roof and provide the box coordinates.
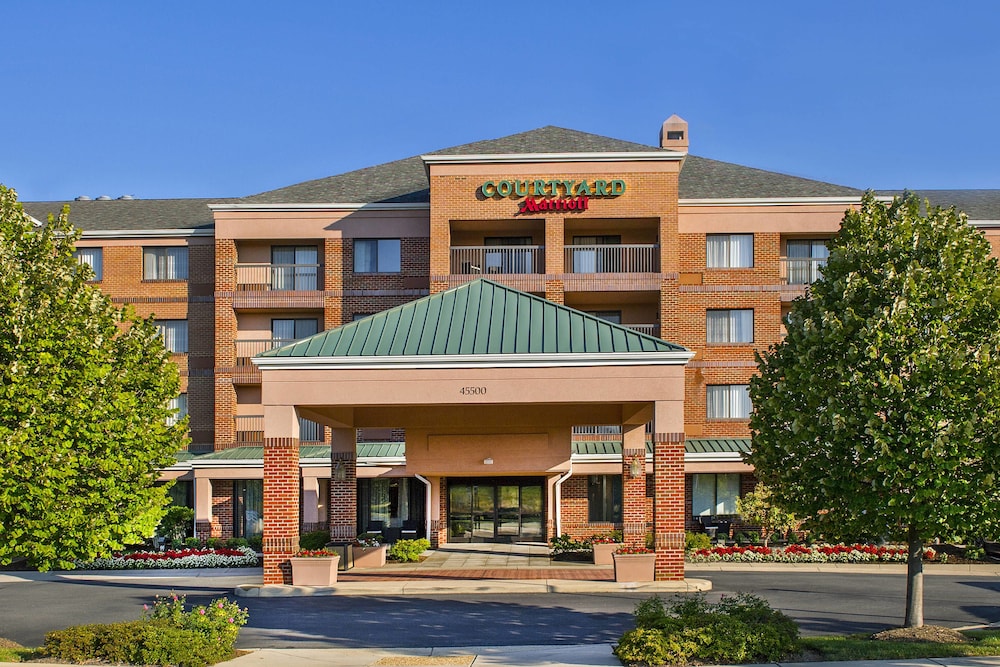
[259,279,686,359]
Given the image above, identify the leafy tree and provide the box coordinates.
[749,192,1000,627]
[0,185,186,570]
[735,484,797,547]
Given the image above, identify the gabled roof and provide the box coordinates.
[242,126,863,205]
[878,189,1000,221]
[258,279,687,360]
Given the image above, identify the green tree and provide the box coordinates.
[0,185,187,570]
[749,192,1000,627]
[735,484,797,547]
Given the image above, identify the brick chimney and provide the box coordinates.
[659,115,689,152]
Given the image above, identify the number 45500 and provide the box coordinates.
[459,386,486,395]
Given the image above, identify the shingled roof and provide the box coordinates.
[244,126,863,205]
[22,197,233,232]
[877,189,1000,221]
[258,278,688,359]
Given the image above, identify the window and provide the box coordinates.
[706,234,753,268]
[233,480,262,538]
[588,474,622,523]
[692,473,740,516]
[786,239,829,284]
[166,394,187,426]
[706,309,753,343]
[358,478,423,533]
[571,235,621,273]
[156,320,188,353]
[354,239,401,273]
[352,313,374,322]
[271,246,318,290]
[483,236,534,274]
[271,318,318,342]
[73,247,102,280]
[298,417,323,442]
[143,247,188,280]
[706,384,752,419]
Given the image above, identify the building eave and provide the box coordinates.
[421,151,687,165]
[80,228,215,239]
[208,202,430,212]
[253,351,695,371]
[679,196,871,207]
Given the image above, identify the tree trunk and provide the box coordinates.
[903,524,924,628]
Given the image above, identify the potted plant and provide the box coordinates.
[589,532,623,566]
[289,549,340,585]
[612,546,656,582]
[352,534,387,568]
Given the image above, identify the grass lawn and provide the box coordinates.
[802,630,1000,661]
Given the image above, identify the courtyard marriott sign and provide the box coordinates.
[479,178,626,215]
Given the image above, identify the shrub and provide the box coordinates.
[550,534,591,556]
[184,537,201,548]
[156,506,194,545]
[614,593,799,666]
[685,531,712,551]
[44,620,233,667]
[205,537,224,549]
[145,594,248,648]
[225,537,248,549]
[299,530,332,551]
[247,533,263,551]
[388,538,430,562]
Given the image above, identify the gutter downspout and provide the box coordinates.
[553,465,573,538]
[414,474,432,541]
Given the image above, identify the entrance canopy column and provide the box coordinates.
[262,404,300,585]
[330,427,357,541]
[622,421,648,548]
[653,399,685,580]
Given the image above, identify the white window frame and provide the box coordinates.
[143,247,188,280]
[73,247,103,281]
[167,394,187,427]
[706,309,754,344]
[354,239,401,274]
[156,320,188,354]
[706,384,752,419]
[706,234,754,269]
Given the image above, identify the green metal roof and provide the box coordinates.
[260,279,686,358]
[357,442,406,458]
[571,438,750,456]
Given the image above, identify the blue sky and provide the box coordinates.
[3,1,998,202]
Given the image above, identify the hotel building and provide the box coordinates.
[23,117,1000,582]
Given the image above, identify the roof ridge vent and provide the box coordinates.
[74,195,91,201]
[117,194,135,200]
[95,195,112,201]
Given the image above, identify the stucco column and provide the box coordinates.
[262,405,300,585]
[653,402,686,580]
[622,422,647,548]
[329,428,357,541]
[194,476,213,541]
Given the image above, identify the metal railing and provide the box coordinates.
[235,263,321,291]
[450,246,544,275]
[565,244,659,273]
[572,421,655,436]
[625,324,659,337]
[234,415,323,442]
[780,257,826,285]
[235,338,297,363]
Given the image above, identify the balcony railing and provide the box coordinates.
[572,421,655,437]
[235,415,324,443]
[450,246,544,275]
[625,323,659,337]
[235,263,321,291]
[565,244,659,273]
[780,257,826,285]
[235,338,297,364]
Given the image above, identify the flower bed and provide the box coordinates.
[74,545,259,570]
[687,543,937,563]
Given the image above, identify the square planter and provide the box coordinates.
[592,542,619,566]
[289,555,340,586]
[353,544,387,568]
[613,552,656,582]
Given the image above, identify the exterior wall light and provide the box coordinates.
[333,460,347,482]
[483,457,494,465]
[629,458,643,478]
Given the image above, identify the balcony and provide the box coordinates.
[235,415,324,443]
[232,263,325,308]
[565,244,659,274]
[625,323,660,338]
[450,246,544,275]
[780,257,826,285]
[235,338,297,365]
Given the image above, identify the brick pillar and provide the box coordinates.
[324,238,344,329]
[622,423,647,548]
[653,431,686,580]
[431,476,447,547]
[214,237,238,452]
[544,216,564,275]
[330,428,357,541]
[262,437,300,584]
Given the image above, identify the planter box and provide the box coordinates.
[289,556,339,586]
[353,544,387,568]
[592,542,620,566]
[613,552,656,582]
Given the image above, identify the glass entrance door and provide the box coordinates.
[448,478,545,543]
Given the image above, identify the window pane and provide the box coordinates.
[733,309,753,342]
[377,239,401,273]
[295,319,319,338]
[156,320,188,353]
[354,240,376,273]
[691,474,716,516]
[706,235,727,268]
[732,234,753,267]
[166,394,187,426]
[707,384,750,419]
[74,248,102,280]
[271,319,295,341]
[143,247,188,280]
[716,474,741,515]
[706,310,728,343]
